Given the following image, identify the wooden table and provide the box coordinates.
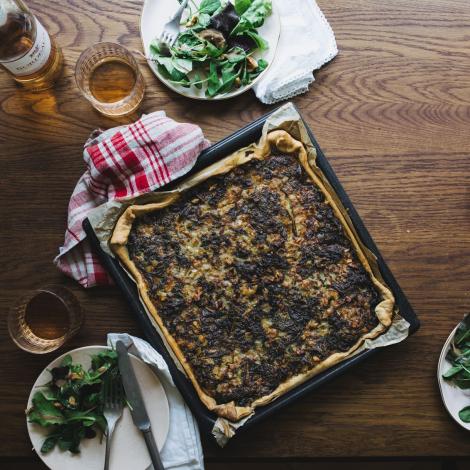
[1,0,470,468]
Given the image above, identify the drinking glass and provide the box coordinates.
[8,285,83,354]
[75,42,145,117]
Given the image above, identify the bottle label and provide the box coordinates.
[1,18,51,76]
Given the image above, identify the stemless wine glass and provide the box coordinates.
[8,285,83,354]
[75,42,145,117]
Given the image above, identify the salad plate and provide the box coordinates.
[27,345,170,470]
[437,320,470,432]
[140,0,280,100]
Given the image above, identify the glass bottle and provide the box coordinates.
[0,0,63,90]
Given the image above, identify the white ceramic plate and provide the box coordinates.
[27,346,170,470]
[437,324,470,431]
[140,0,280,100]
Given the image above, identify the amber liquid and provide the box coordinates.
[89,59,137,104]
[12,39,63,90]
[24,292,70,339]
[0,10,63,90]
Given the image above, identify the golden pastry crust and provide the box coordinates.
[111,130,394,422]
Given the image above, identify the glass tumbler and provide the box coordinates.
[8,285,83,354]
[75,42,145,117]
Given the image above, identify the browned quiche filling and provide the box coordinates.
[127,153,381,408]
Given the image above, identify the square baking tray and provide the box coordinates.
[83,104,420,442]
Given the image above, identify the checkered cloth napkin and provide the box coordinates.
[55,111,210,288]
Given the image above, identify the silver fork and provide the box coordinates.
[156,0,189,55]
[103,376,124,470]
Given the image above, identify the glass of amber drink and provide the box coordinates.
[75,42,145,117]
[8,285,83,354]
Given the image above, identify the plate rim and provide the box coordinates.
[26,344,170,470]
[437,324,470,432]
[139,0,281,100]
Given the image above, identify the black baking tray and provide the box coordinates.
[83,104,419,442]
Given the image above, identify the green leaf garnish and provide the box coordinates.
[459,406,470,423]
[28,350,124,454]
[199,0,221,15]
[442,314,470,422]
[231,0,272,36]
[149,0,272,97]
[235,0,253,15]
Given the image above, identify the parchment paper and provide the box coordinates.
[88,102,410,446]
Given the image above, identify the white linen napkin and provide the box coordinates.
[253,0,338,104]
[107,334,204,470]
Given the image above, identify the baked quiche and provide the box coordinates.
[111,130,394,421]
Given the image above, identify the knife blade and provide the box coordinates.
[116,340,165,470]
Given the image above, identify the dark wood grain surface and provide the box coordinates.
[1,0,470,467]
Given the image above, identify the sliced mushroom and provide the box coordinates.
[199,29,226,49]
[246,56,258,72]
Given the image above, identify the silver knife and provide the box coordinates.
[116,341,165,470]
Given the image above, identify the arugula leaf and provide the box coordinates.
[57,423,85,454]
[155,56,189,82]
[206,61,221,97]
[149,42,162,59]
[225,47,247,63]
[61,355,73,367]
[219,62,241,93]
[235,0,253,15]
[41,435,59,453]
[444,315,470,387]
[173,57,193,74]
[257,58,268,70]
[442,314,470,423]
[245,30,268,50]
[231,0,272,36]
[171,30,224,62]
[459,406,470,422]
[31,350,124,455]
[150,0,270,96]
[65,410,100,426]
[456,325,470,346]
[455,376,470,389]
[157,65,190,87]
[199,0,221,15]
[197,12,211,29]
[442,364,463,379]
[95,415,107,434]
[90,350,118,371]
[28,392,65,427]
[193,71,204,89]
[58,436,73,452]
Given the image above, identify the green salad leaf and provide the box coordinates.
[234,0,253,15]
[231,0,272,36]
[245,30,268,50]
[197,12,212,28]
[41,435,59,454]
[442,314,470,422]
[150,0,272,98]
[459,406,470,423]
[442,364,463,379]
[199,0,221,15]
[27,351,124,454]
[28,392,66,427]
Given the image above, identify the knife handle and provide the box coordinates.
[143,428,165,470]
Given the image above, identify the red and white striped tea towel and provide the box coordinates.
[54,111,210,288]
